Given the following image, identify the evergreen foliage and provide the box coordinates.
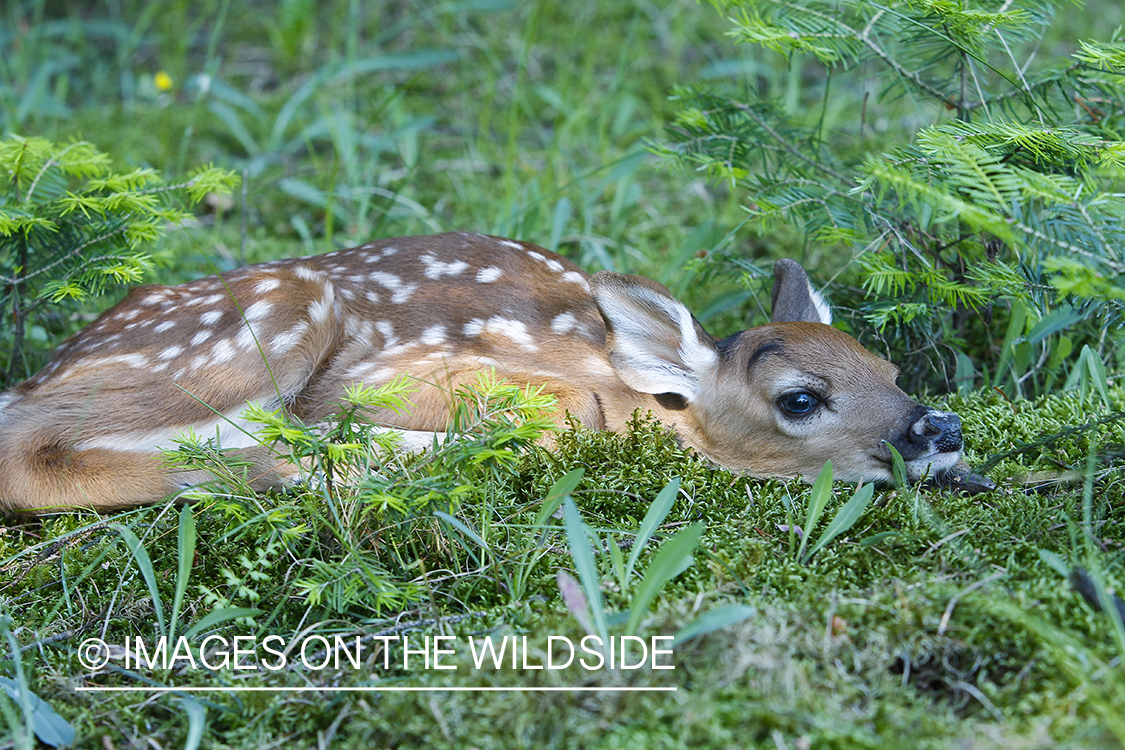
[659,0,1125,396]
[0,135,238,388]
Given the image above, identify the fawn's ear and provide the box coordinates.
[771,259,833,324]
[589,271,718,400]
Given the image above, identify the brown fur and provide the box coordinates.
[0,232,967,514]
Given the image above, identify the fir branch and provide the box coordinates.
[728,100,849,183]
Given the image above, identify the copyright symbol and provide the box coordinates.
[78,638,110,670]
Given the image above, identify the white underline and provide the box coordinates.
[77,686,677,693]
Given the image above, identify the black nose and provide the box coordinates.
[910,410,963,453]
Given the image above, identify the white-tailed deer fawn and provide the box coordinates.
[0,232,984,514]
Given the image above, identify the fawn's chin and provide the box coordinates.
[855,450,995,494]
[904,450,964,481]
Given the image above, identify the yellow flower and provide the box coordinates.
[154,71,173,92]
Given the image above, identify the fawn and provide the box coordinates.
[0,232,983,514]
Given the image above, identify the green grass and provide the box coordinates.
[2,1,1124,748]
[2,388,1124,748]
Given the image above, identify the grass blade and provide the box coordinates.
[183,608,263,641]
[887,444,909,489]
[534,468,585,527]
[547,197,572,252]
[1037,549,1070,577]
[109,523,165,638]
[801,482,875,563]
[434,510,489,551]
[170,504,196,643]
[563,496,608,644]
[556,571,594,635]
[796,461,833,561]
[625,521,704,636]
[625,477,681,583]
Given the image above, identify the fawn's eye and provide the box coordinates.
[779,390,820,417]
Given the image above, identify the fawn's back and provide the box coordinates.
[0,232,974,514]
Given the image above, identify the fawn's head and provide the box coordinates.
[590,258,966,484]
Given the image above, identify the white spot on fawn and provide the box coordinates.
[235,325,258,350]
[187,294,225,308]
[369,271,400,285]
[502,240,524,250]
[159,346,184,360]
[383,340,418,358]
[419,253,469,279]
[200,310,223,326]
[212,339,236,363]
[192,330,213,346]
[294,266,323,282]
[244,301,273,321]
[309,293,336,325]
[476,267,504,283]
[345,363,394,382]
[463,317,539,351]
[362,247,400,263]
[368,272,417,304]
[272,321,309,355]
[154,320,176,333]
[561,272,589,291]
[375,321,397,347]
[550,312,578,334]
[420,325,447,346]
[526,251,567,273]
[255,277,281,294]
[100,353,149,368]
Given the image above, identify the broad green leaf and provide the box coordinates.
[179,697,207,750]
[673,604,757,646]
[1021,305,1081,346]
[0,677,76,748]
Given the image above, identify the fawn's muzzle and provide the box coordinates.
[911,409,963,454]
[890,406,964,461]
